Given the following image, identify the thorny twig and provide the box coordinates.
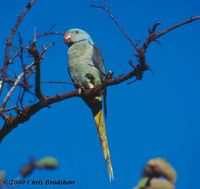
[91,2,200,76]
[3,77,28,89]
[0,1,200,143]
[28,42,44,100]
[41,81,75,85]
[141,16,200,52]
[8,49,21,64]
[1,42,55,109]
[2,69,28,108]
[0,64,145,142]
[17,32,29,108]
[2,106,19,112]
[90,3,139,53]
[36,23,64,38]
[36,32,64,38]
[0,110,9,121]
[0,0,36,96]
[18,33,25,68]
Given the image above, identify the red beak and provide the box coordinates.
[64,33,71,43]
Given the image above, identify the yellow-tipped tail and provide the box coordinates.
[94,107,114,182]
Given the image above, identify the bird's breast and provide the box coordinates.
[67,42,101,89]
[68,42,93,63]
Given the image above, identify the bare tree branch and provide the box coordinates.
[141,16,200,53]
[90,3,139,52]
[8,49,21,64]
[156,16,200,39]
[0,63,150,143]
[0,89,79,142]
[36,23,64,38]
[41,81,75,85]
[2,106,19,112]
[2,68,28,108]
[0,1,199,143]
[3,77,28,89]
[0,0,36,96]
[91,2,200,79]
[36,32,64,38]
[0,110,9,122]
[1,42,55,109]
[28,43,44,100]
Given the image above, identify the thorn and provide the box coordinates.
[33,27,37,43]
[148,67,154,75]
[134,52,140,58]
[127,79,137,85]
[129,59,135,68]
[106,70,113,79]
[152,21,161,32]
[148,27,152,34]
[154,40,162,46]
[78,87,83,95]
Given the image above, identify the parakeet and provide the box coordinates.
[64,28,114,181]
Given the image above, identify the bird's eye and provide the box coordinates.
[75,30,79,34]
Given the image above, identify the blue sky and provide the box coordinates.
[0,0,200,189]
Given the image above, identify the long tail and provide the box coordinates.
[93,104,114,182]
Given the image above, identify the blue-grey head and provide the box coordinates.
[64,28,94,47]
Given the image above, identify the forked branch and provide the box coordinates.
[0,1,199,143]
[0,0,36,96]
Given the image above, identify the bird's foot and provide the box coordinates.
[77,87,84,95]
[106,70,113,79]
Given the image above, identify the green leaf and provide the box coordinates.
[37,157,58,169]
[134,177,149,189]
[0,171,6,183]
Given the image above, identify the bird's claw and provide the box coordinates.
[106,70,113,79]
[78,87,84,95]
